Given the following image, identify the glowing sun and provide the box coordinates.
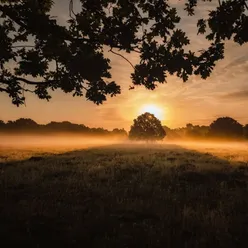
[139,104,165,120]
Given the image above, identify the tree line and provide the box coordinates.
[165,117,248,141]
[0,118,127,137]
[1,116,248,141]
[129,114,248,141]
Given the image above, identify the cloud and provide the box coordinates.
[220,90,248,100]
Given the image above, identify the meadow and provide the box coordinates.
[1,136,248,247]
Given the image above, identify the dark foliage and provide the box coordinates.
[129,112,166,141]
[1,115,247,140]
[164,117,247,141]
[243,124,248,139]
[209,117,243,139]
[0,118,127,136]
[1,0,248,105]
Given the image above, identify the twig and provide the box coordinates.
[69,0,76,19]
[14,77,55,85]
[109,48,135,70]
[107,3,113,15]
[23,88,35,93]
[244,1,248,10]
[12,45,35,49]
[55,59,59,73]
[0,87,8,93]
[22,82,26,106]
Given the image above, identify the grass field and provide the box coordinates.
[1,138,248,247]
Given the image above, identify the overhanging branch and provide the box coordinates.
[12,45,35,49]
[14,77,55,85]
[109,48,135,70]
[69,0,76,19]
[244,1,248,10]
[0,87,8,93]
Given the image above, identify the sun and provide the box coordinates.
[139,104,165,120]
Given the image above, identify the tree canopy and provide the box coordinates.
[129,112,166,141]
[243,124,248,139]
[209,117,244,139]
[1,0,248,105]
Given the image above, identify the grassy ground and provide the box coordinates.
[1,143,248,247]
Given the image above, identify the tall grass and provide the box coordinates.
[1,144,248,247]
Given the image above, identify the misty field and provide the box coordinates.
[1,138,248,247]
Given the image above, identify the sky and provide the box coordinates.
[1,0,248,130]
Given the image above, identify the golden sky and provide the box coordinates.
[1,0,248,130]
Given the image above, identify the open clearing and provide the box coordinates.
[1,138,248,247]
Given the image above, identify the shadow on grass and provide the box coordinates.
[1,143,248,248]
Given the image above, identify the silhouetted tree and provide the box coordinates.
[186,123,194,130]
[163,125,181,140]
[185,124,209,139]
[3,118,38,132]
[45,121,89,132]
[14,118,38,126]
[129,112,166,141]
[209,117,243,139]
[244,124,248,139]
[1,0,248,105]
[112,128,128,137]
[0,118,128,136]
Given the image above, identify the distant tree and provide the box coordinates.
[90,127,109,135]
[244,124,248,139]
[185,124,209,139]
[4,118,38,132]
[0,120,5,131]
[1,0,248,105]
[163,125,181,140]
[14,118,38,126]
[5,118,37,128]
[129,112,166,141]
[186,123,194,130]
[209,117,243,139]
[112,128,128,137]
[45,121,89,133]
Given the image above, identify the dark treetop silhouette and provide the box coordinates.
[165,117,247,141]
[1,0,248,106]
[208,117,244,139]
[0,118,128,137]
[244,124,248,139]
[1,116,248,140]
[129,112,166,141]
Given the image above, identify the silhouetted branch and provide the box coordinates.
[0,87,8,93]
[109,49,135,70]
[14,77,55,85]
[12,45,35,49]
[244,1,248,10]
[107,3,113,14]
[23,88,35,93]
[0,5,28,30]
[22,82,27,106]
[69,0,76,19]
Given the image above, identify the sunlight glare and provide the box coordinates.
[139,104,165,120]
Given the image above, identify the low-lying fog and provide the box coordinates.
[1,134,248,151]
[0,134,124,149]
[1,134,248,163]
